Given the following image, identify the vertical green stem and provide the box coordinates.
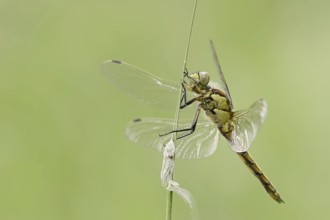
[166,0,198,220]
[166,191,173,220]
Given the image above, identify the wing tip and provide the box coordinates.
[112,59,122,64]
[256,98,268,118]
[257,98,267,106]
[102,59,123,65]
[133,118,142,122]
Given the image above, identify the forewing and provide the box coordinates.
[227,99,268,152]
[101,60,180,109]
[210,40,233,109]
[125,117,220,159]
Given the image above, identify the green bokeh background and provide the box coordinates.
[1,0,330,219]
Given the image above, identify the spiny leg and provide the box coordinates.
[180,68,194,108]
[159,104,202,139]
[180,87,197,109]
[181,67,200,108]
[183,67,189,77]
[180,82,189,108]
[160,67,201,138]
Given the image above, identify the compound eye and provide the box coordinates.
[198,72,210,87]
[189,72,200,84]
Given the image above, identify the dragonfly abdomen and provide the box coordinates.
[237,151,284,203]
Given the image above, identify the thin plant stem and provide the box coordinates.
[166,0,198,220]
[173,0,198,135]
[166,190,173,220]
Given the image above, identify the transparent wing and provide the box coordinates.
[125,117,220,159]
[101,60,180,109]
[210,40,233,109]
[227,99,268,152]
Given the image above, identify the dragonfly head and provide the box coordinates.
[185,71,210,93]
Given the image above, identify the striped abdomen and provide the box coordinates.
[237,151,284,203]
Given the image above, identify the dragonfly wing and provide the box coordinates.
[227,99,268,152]
[125,117,220,159]
[101,60,180,109]
[175,121,220,159]
[210,40,233,109]
[125,118,173,153]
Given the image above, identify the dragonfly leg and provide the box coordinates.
[177,104,201,139]
[184,67,189,76]
[159,105,202,139]
[183,68,196,83]
[180,80,201,109]
[180,82,188,107]
[181,68,200,108]
[180,83,197,108]
[181,96,198,109]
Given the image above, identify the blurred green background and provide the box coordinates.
[1,0,330,219]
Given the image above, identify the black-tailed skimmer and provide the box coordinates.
[101,41,284,203]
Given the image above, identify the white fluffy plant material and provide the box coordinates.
[161,139,196,210]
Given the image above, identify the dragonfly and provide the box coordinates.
[101,41,284,203]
